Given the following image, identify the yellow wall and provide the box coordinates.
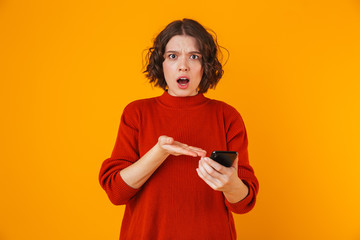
[1,0,359,239]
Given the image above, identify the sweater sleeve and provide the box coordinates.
[99,103,141,205]
[223,104,259,214]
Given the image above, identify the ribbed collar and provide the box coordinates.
[156,91,209,109]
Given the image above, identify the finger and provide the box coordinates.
[163,144,198,157]
[173,141,192,150]
[177,148,198,157]
[197,151,207,157]
[204,157,234,176]
[200,159,223,178]
[178,142,188,148]
[175,144,200,157]
[198,160,223,185]
[188,146,206,152]
[176,142,204,154]
[196,168,219,190]
[200,158,233,184]
[172,141,203,157]
[188,146,207,157]
[232,157,239,170]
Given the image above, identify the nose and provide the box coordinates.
[178,57,189,72]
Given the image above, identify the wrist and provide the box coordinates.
[154,142,170,159]
[223,178,249,203]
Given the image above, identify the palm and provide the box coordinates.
[158,136,206,157]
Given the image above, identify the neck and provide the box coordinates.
[156,91,209,109]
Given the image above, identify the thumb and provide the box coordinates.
[232,157,239,170]
[158,135,174,146]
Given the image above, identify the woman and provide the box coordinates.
[99,18,259,240]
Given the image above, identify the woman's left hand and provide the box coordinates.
[196,157,239,192]
[196,157,249,203]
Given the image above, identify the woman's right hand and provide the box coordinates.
[119,135,206,190]
[157,135,206,158]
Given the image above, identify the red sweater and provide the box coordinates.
[99,92,259,240]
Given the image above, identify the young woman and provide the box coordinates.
[99,18,259,240]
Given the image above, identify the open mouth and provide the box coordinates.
[177,78,189,86]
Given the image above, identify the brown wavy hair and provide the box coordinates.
[144,18,224,93]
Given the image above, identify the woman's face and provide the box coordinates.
[162,35,203,97]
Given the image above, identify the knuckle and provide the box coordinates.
[202,172,209,180]
[213,186,220,191]
[158,135,166,142]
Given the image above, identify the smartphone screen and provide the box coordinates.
[210,151,238,167]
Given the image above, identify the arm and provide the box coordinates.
[120,136,206,189]
[99,132,205,205]
[196,104,259,213]
[99,103,206,205]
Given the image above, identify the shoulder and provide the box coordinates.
[207,98,242,117]
[207,98,246,129]
[123,96,157,113]
[120,97,157,126]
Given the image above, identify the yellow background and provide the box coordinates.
[1,0,359,239]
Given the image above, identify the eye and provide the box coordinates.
[168,54,176,59]
[190,55,200,60]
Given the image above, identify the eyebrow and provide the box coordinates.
[165,50,202,55]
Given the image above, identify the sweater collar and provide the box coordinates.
[157,91,209,109]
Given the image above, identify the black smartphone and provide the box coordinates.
[210,151,238,167]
